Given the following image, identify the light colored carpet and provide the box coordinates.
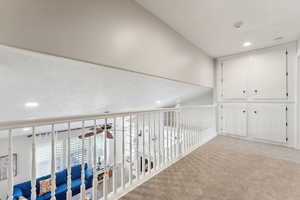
[120,136,300,200]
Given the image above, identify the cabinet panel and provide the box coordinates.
[221,104,247,136]
[248,104,287,143]
[250,48,287,99]
[222,56,250,99]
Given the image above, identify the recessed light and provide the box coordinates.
[23,128,31,131]
[25,102,39,108]
[156,100,161,104]
[243,42,252,47]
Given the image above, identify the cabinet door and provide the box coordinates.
[250,48,287,99]
[221,104,247,136]
[248,104,287,143]
[221,56,250,99]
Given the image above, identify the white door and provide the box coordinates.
[221,56,250,99]
[248,104,287,143]
[221,103,247,136]
[250,48,287,99]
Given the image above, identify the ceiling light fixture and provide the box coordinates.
[156,100,161,104]
[25,102,39,108]
[243,42,252,47]
[23,127,31,131]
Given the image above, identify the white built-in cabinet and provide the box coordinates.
[218,43,296,146]
[222,57,250,99]
[248,104,287,143]
[221,47,287,99]
[220,103,288,143]
[221,103,247,137]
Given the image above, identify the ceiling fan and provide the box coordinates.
[79,123,113,139]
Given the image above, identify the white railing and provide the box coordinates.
[0,105,216,200]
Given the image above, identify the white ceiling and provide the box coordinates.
[0,45,211,122]
[136,0,300,57]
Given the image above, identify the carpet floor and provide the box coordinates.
[120,136,300,200]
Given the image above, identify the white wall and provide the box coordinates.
[0,0,214,87]
[180,90,213,106]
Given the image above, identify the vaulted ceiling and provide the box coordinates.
[136,0,300,57]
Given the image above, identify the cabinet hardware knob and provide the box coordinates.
[242,110,246,113]
[254,111,257,114]
[242,90,246,94]
[254,89,258,93]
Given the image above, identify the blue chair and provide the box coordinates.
[13,164,93,200]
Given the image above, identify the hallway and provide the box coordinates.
[121,136,300,200]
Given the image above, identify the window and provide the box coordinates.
[36,134,103,177]
[69,137,88,166]
[36,140,64,177]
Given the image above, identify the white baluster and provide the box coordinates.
[142,114,145,177]
[162,113,166,165]
[8,129,13,200]
[193,125,197,146]
[193,126,196,147]
[51,125,57,200]
[129,114,133,184]
[80,121,86,200]
[166,112,169,162]
[121,116,125,189]
[113,117,117,194]
[189,121,191,149]
[196,126,199,146]
[178,110,183,157]
[189,121,192,149]
[88,137,92,168]
[148,113,151,174]
[198,127,201,145]
[177,111,181,157]
[31,127,37,200]
[175,112,179,158]
[136,114,139,180]
[179,111,182,155]
[180,112,183,155]
[152,113,156,170]
[173,112,176,158]
[93,120,97,200]
[187,119,190,150]
[172,112,175,159]
[182,116,185,154]
[103,118,108,200]
[158,112,161,168]
[175,112,177,157]
[186,120,189,150]
[194,127,196,146]
[191,124,193,147]
[185,119,188,152]
[170,112,172,160]
[170,112,173,160]
[67,122,72,200]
